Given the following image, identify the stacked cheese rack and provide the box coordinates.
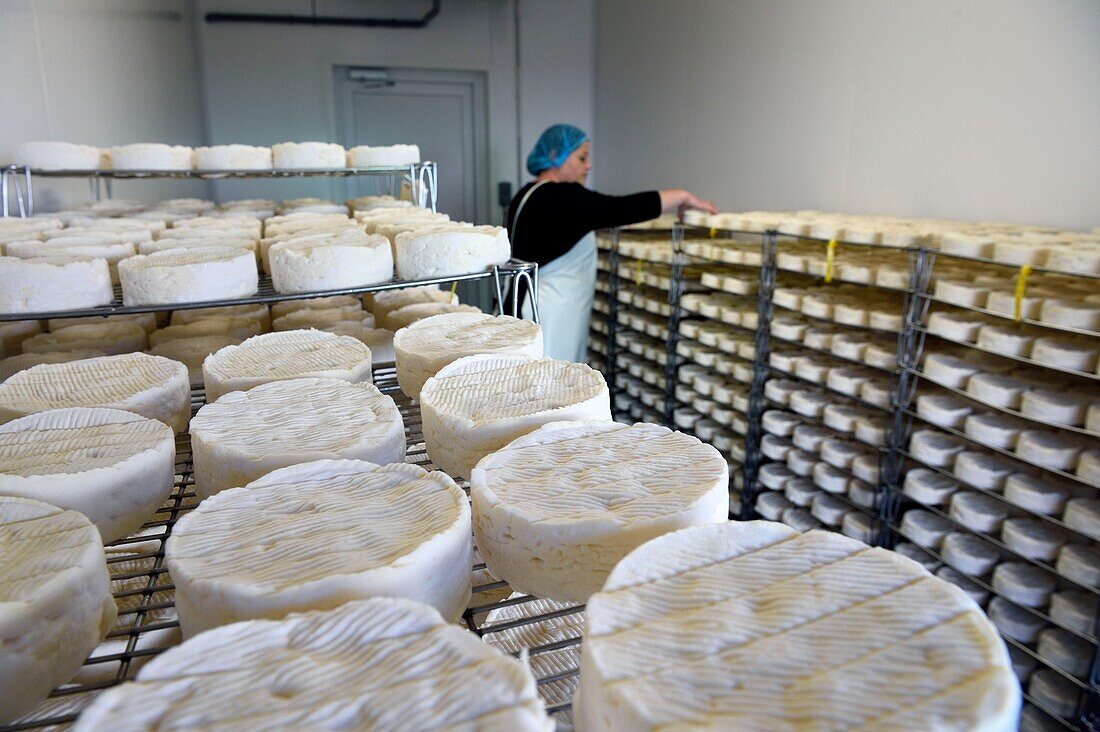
[592,226,747,516]
[2,162,440,216]
[0,169,605,732]
[588,219,1099,731]
[887,245,1100,731]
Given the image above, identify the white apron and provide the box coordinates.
[512,181,597,362]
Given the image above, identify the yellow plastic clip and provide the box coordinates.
[709,226,717,239]
[1013,264,1032,322]
[635,261,644,287]
[824,239,838,283]
[450,281,458,297]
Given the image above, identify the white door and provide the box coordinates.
[334,66,492,308]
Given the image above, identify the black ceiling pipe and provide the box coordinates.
[205,0,441,28]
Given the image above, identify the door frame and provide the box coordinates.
[332,65,490,224]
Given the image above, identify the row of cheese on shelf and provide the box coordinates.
[757,410,881,535]
[681,292,760,329]
[7,502,1024,730]
[932,272,1100,332]
[921,348,1100,431]
[0,208,510,314]
[683,209,1100,275]
[773,285,905,331]
[0,287,474,385]
[909,417,1098,490]
[928,312,1100,377]
[678,237,764,266]
[767,351,894,410]
[9,140,420,171]
[770,315,898,370]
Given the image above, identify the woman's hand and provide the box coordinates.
[659,189,718,218]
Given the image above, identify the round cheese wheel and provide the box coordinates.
[965,373,1030,410]
[935,279,990,308]
[0,496,117,723]
[782,506,824,532]
[119,246,258,307]
[762,409,801,437]
[755,490,792,521]
[823,403,864,432]
[1031,336,1097,373]
[917,394,972,429]
[954,451,1015,491]
[168,460,471,635]
[941,532,1000,577]
[1003,473,1068,516]
[1002,518,1068,562]
[903,469,959,506]
[190,378,404,502]
[976,325,1035,357]
[1057,543,1100,588]
[0,352,190,432]
[394,313,543,400]
[991,562,1055,608]
[575,522,1020,730]
[1078,449,1100,485]
[809,492,849,525]
[1050,591,1096,635]
[74,597,550,731]
[841,510,874,543]
[923,352,979,388]
[852,454,879,484]
[1027,669,1080,719]
[854,416,886,446]
[910,429,966,467]
[1039,299,1100,331]
[820,438,864,470]
[471,421,728,604]
[202,330,372,402]
[811,462,849,494]
[1017,430,1084,471]
[1063,497,1100,542]
[900,509,953,549]
[949,491,1009,533]
[421,355,611,478]
[927,311,986,342]
[760,434,792,461]
[893,541,941,572]
[784,478,818,507]
[0,407,174,543]
[988,597,1045,643]
[786,448,817,477]
[1021,389,1090,427]
[1037,628,1090,679]
[759,462,796,490]
[935,565,990,607]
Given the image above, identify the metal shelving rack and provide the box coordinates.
[884,245,1100,732]
[3,366,584,731]
[2,162,440,215]
[607,218,1098,730]
[0,262,539,324]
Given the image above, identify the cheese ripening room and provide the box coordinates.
[1,1,1097,730]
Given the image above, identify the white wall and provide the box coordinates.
[0,0,208,211]
[518,0,596,179]
[192,0,521,220]
[594,0,1100,231]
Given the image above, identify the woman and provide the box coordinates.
[507,123,716,362]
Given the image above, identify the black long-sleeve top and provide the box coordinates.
[506,182,661,266]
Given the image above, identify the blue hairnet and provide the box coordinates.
[526,124,588,176]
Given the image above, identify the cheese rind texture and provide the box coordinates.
[471,420,728,603]
[72,597,552,732]
[202,329,372,402]
[0,496,117,723]
[167,459,471,635]
[394,226,511,280]
[575,521,1020,732]
[189,378,404,501]
[0,255,113,313]
[0,407,174,543]
[269,232,394,293]
[421,354,611,479]
[0,352,190,432]
[394,312,544,399]
[12,141,101,170]
[119,246,258,306]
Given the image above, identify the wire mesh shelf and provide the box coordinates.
[0,261,538,323]
[3,366,582,731]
